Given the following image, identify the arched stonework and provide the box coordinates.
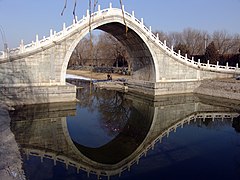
[0,6,238,105]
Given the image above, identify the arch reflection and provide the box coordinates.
[10,90,240,179]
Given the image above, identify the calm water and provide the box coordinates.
[9,80,240,180]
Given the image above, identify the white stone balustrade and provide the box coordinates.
[0,3,239,75]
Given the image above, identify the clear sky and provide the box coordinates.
[0,0,240,50]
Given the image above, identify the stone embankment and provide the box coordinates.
[194,78,240,101]
[93,81,128,91]
[0,104,25,180]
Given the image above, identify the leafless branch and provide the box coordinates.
[61,0,67,16]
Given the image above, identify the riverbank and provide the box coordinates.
[67,70,240,102]
[0,105,25,180]
[67,69,130,91]
[194,78,240,101]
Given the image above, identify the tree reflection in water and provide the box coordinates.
[69,79,132,136]
[9,82,240,180]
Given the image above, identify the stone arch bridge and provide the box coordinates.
[0,3,239,105]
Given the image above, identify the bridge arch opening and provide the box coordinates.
[67,29,130,73]
[64,22,156,83]
[96,22,155,81]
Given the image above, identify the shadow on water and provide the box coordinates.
[8,80,240,180]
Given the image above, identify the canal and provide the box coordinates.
[7,79,240,179]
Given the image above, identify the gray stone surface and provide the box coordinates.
[0,84,76,106]
[194,78,240,101]
[0,106,25,180]
[0,8,237,104]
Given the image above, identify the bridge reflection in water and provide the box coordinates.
[10,88,240,180]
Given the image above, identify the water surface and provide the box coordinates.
[9,80,240,180]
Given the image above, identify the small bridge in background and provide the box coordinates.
[0,3,239,105]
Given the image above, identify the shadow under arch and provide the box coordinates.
[61,13,158,84]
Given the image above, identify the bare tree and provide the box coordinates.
[211,30,234,55]
[229,33,240,54]
[168,32,183,47]
[154,31,170,45]
[173,43,190,56]
[92,32,128,67]
[68,34,97,67]
[177,28,207,55]
[68,31,128,68]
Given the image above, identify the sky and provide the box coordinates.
[0,0,240,50]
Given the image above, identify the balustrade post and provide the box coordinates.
[178,50,181,55]
[151,143,155,150]
[40,153,43,162]
[141,18,144,28]
[174,127,177,132]
[149,26,152,37]
[185,54,187,60]
[156,33,159,41]
[20,39,25,53]
[50,29,53,39]
[164,40,166,48]
[207,60,210,68]
[98,4,101,12]
[65,162,69,170]
[159,137,162,143]
[109,2,112,9]
[122,5,125,12]
[191,56,194,63]
[216,61,219,69]
[226,62,228,68]
[236,63,238,69]
[35,34,39,47]
[198,59,201,66]
[132,11,135,18]
[171,45,173,53]
[128,164,131,171]
[86,9,90,17]
[63,22,66,31]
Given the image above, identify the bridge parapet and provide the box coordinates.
[1,3,240,105]
[0,4,123,59]
[0,4,239,75]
